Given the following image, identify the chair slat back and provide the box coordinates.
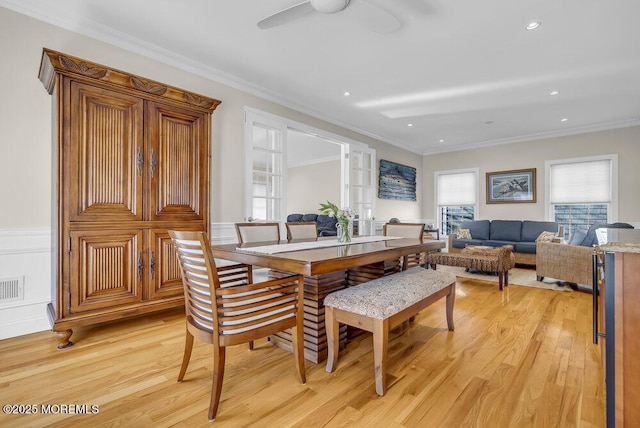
[235,223,281,243]
[383,223,425,240]
[169,230,220,333]
[169,229,303,346]
[215,276,300,341]
[286,222,318,240]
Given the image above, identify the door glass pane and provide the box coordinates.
[253,149,267,173]
[252,197,267,220]
[347,146,376,235]
[252,124,267,149]
[246,112,286,222]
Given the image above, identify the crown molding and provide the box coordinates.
[423,118,640,156]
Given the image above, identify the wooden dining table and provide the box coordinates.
[211,236,445,363]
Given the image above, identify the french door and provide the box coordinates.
[244,108,376,234]
[244,111,287,223]
[344,145,376,236]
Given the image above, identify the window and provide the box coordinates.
[547,155,617,238]
[436,169,478,235]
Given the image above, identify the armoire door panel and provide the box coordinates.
[69,230,143,314]
[146,101,206,222]
[147,229,191,300]
[70,81,144,222]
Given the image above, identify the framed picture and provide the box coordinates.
[378,159,416,201]
[486,168,536,204]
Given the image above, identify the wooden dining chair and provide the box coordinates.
[234,222,282,350]
[383,222,426,270]
[285,221,318,240]
[235,222,281,244]
[168,230,306,422]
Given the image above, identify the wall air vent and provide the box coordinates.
[0,276,24,303]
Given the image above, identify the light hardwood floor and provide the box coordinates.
[0,277,605,427]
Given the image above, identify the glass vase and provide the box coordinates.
[337,221,352,243]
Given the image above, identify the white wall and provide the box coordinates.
[423,126,640,227]
[0,6,422,339]
[287,160,341,215]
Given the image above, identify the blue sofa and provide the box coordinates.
[286,213,338,236]
[448,220,558,265]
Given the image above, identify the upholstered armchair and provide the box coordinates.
[535,241,595,288]
[536,222,634,290]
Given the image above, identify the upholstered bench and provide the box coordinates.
[324,269,456,396]
[425,245,515,290]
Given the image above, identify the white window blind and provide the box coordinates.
[437,171,476,206]
[549,159,611,204]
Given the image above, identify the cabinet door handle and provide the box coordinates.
[150,147,156,178]
[138,252,143,282]
[150,251,155,280]
[136,146,143,177]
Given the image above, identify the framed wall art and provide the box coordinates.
[378,159,416,201]
[486,168,536,204]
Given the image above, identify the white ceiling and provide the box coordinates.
[5,0,640,155]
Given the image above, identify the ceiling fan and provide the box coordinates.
[257,0,401,34]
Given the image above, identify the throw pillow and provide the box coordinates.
[456,228,472,239]
[568,228,588,245]
[535,231,557,242]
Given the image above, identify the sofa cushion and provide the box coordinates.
[287,213,303,222]
[451,238,485,249]
[514,242,537,254]
[490,220,522,241]
[302,213,318,222]
[521,221,558,242]
[316,214,337,232]
[461,220,490,240]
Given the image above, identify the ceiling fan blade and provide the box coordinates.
[257,1,316,30]
[348,0,401,34]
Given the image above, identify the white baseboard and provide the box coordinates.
[0,228,52,340]
[0,302,51,340]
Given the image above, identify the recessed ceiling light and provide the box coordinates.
[561,118,568,122]
[439,139,445,143]
[343,91,351,96]
[526,21,541,30]
[549,90,560,96]
[407,123,413,127]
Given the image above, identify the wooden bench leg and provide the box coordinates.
[325,306,339,373]
[497,271,509,290]
[446,284,455,331]
[372,318,389,396]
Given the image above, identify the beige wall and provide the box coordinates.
[423,126,640,225]
[0,6,422,228]
[287,160,341,215]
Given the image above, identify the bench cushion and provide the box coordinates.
[324,269,455,320]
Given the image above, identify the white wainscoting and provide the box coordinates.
[0,228,53,340]
[0,224,239,341]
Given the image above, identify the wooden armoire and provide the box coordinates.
[38,49,220,348]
